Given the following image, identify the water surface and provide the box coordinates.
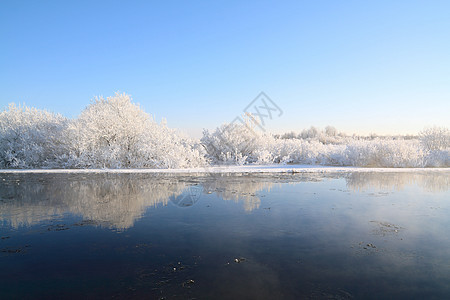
[1,172,449,299]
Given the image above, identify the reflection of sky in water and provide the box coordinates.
[0,172,449,299]
[0,172,448,229]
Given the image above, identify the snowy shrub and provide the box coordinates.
[0,104,68,168]
[268,139,326,164]
[342,139,426,167]
[325,125,338,137]
[423,148,450,167]
[202,124,449,167]
[416,127,450,167]
[201,117,268,165]
[419,126,450,151]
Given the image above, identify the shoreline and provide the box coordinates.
[1,164,449,174]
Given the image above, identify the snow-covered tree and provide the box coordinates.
[201,115,268,165]
[67,93,206,168]
[325,125,337,137]
[300,126,319,139]
[419,126,450,151]
[0,104,67,168]
[0,93,206,169]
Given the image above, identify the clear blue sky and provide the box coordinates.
[1,0,449,138]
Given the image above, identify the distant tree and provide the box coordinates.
[325,126,337,137]
[281,131,297,139]
[300,126,319,139]
[419,126,450,151]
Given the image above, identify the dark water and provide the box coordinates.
[0,171,449,299]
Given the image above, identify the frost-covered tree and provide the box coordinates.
[67,93,152,167]
[325,125,337,137]
[67,93,206,168]
[419,126,450,151]
[201,115,268,165]
[0,93,206,169]
[300,126,319,139]
[0,104,67,168]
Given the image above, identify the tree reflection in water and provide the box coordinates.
[0,171,448,230]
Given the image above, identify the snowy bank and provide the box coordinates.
[1,165,449,174]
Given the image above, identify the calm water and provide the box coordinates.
[0,171,449,299]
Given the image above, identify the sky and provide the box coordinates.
[1,0,449,138]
